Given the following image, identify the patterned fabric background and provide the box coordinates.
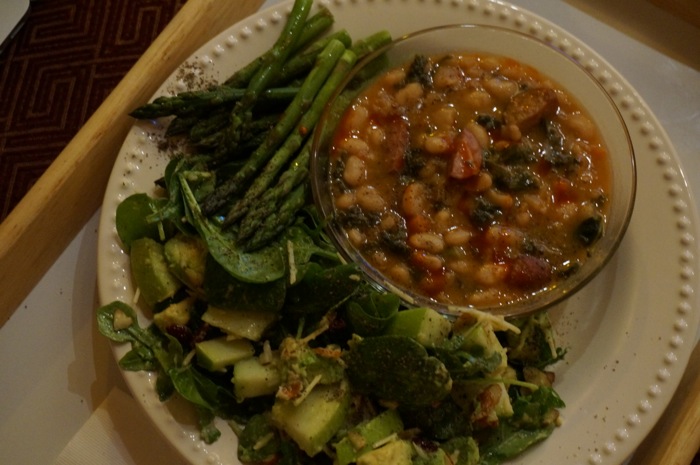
[0,0,185,221]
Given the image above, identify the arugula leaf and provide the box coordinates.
[431,334,503,379]
[478,425,554,465]
[510,386,565,427]
[506,312,566,368]
[237,414,280,463]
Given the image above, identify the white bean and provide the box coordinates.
[411,251,444,272]
[388,263,412,286]
[343,155,366,187]
[486,189,514,209]
[444,228,471,247]
[347,228,366,247]
[334,192,356,210]
[483,77,519,102]
[408,232,445,254]
[465,121,489,148]
[433,65,464,89]
[340,137,371,160]
[424,134,451,155]
[346,104,369,131]
[356,185,386,213]
[396,82,424,106]
[464,90,493,111]
[402,182,429,217]
[432,105,457,129]
[475,263,508,286]
[448,259,471,275]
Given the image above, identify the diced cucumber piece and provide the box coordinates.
[201,306,277,341]
[196,337,255,372]
[271,381,350,457]
[335,409,404,465]
[233,356,281,401]
[130,237,181,307]
[384,307,451,347]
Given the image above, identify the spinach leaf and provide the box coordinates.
[345,286,400,336]
[116,193,173,251]
[179,173,286,283]
[204,254,286,313]
[345,335,452,407]
[285,224,340,269]
[400,396,472,440]
[285,262,362,315]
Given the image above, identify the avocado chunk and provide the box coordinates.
[153,296,194,331]
[233,355,281,401]
[164,233,208,292]
[196,337,255,372]
[334,409,404,465]
[201,306,278,341]
[271,381,350,457]
[456,322,507,370]
[384,307,451,347]
[356,439,413,465]
[130,237,181,307]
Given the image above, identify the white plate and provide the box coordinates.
[97,1,700,464]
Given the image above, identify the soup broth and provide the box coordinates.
[329,52,611,308]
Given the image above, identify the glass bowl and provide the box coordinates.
[311,24,636,318]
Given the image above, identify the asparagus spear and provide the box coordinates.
[271,29,352,86]
[241,182,309,251]
[200,38,347,215]
[130,86,299,119]
[178,173,286,283]
[223,48,358,227]
[236,143,310,242]
[224,5,335,88]
[217,0,313,155]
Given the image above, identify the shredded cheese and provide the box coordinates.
[182,349,196,366]
[259,340,274,365]
[287,240,297,285]
[292,374,323,406]
[449,305,521,334]
[372,432,398,449]
[253,432,275,451]
[132,287,141,305]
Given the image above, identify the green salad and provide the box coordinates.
[98,0,566,463]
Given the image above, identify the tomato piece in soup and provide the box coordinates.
[449,129,483,180]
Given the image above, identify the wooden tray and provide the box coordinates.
[0,0,697,463]
[649,0,700,29]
